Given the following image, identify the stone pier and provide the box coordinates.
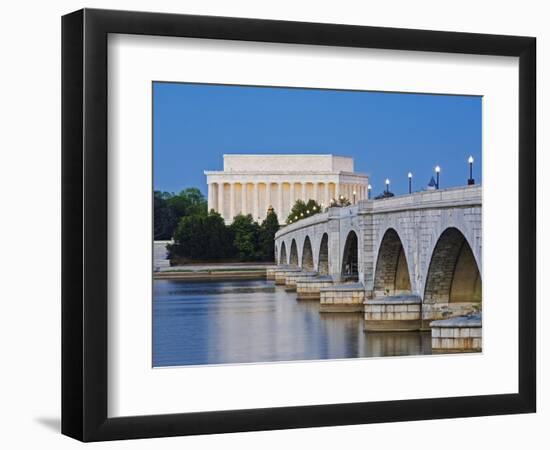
[274,185,482,334]
[421,303,481,330]
[319,283,365,312]
[364,295,422,331]
[284,271,318,291]
[430,314,482,353]
[296,276,334,300]
[274,267,302,285]
[266,267,277,280]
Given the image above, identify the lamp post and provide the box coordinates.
[352,190,357,204]
[385,178,390,194]
[367,184,372,200]
[468,155,475,185]
[408,172,413,194]
[435,165,441,189]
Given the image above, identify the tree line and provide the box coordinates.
[154,188,280,263]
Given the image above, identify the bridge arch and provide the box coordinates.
[341,230,359,281]
[317,233,329,275]
[373,228,412,297]
[289,239,299,267]
[302,236,314,270]
[423,227,482,304]
[279,241,287,265]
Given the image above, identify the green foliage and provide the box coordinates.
[170,210,234,261]
[154,188,208,240]
[162,187,281,263]
[230,214,261,261]
[329,196,351,207]
[286,199,322,224]
[154,191,177,240]
[259,209,280,262]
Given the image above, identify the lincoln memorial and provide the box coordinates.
[204,154,369,224]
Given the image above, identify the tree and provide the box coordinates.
[259,209,280,261]
[170,210,233,261]
[230,214,261,261]
[153,188,208,240]
[154,191,177,240]
[286,199,322,224]
[166,187,207,218]
[329,196,351,207]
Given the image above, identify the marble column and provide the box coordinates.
[218,183,225,220]
[229,183,235,220]
[207,183,214,212]
[277,183,283,219]
[324,183,329,206]
[313,182,319,203]
[241,183,247,216]
[266,182,272,211]
[253,182,259,221]
[290,182,295,207]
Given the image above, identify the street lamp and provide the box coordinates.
[468,155,475,185]
[385,178,390,194]
[353,190,357,204]
[367,184,372,200]
[435,165,441,189]
[408,172,413,194]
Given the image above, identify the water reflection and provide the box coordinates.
[153,279,432,367]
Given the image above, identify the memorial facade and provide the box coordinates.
[204,154,369,223]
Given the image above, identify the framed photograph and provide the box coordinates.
[62,8,536,441]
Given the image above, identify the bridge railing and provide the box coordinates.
[361,185,481,214]
[275,185,482,240]
[275,211,330,239]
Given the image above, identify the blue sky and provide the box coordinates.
[153,82,481,197]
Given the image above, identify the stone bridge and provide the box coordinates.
[273,185,482,346]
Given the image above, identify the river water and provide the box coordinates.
[153,279,432,367]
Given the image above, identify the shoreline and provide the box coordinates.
[154,268,268,281]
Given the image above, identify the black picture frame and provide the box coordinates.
[62,8,536,442]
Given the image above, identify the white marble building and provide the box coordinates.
[204,154,369,223]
